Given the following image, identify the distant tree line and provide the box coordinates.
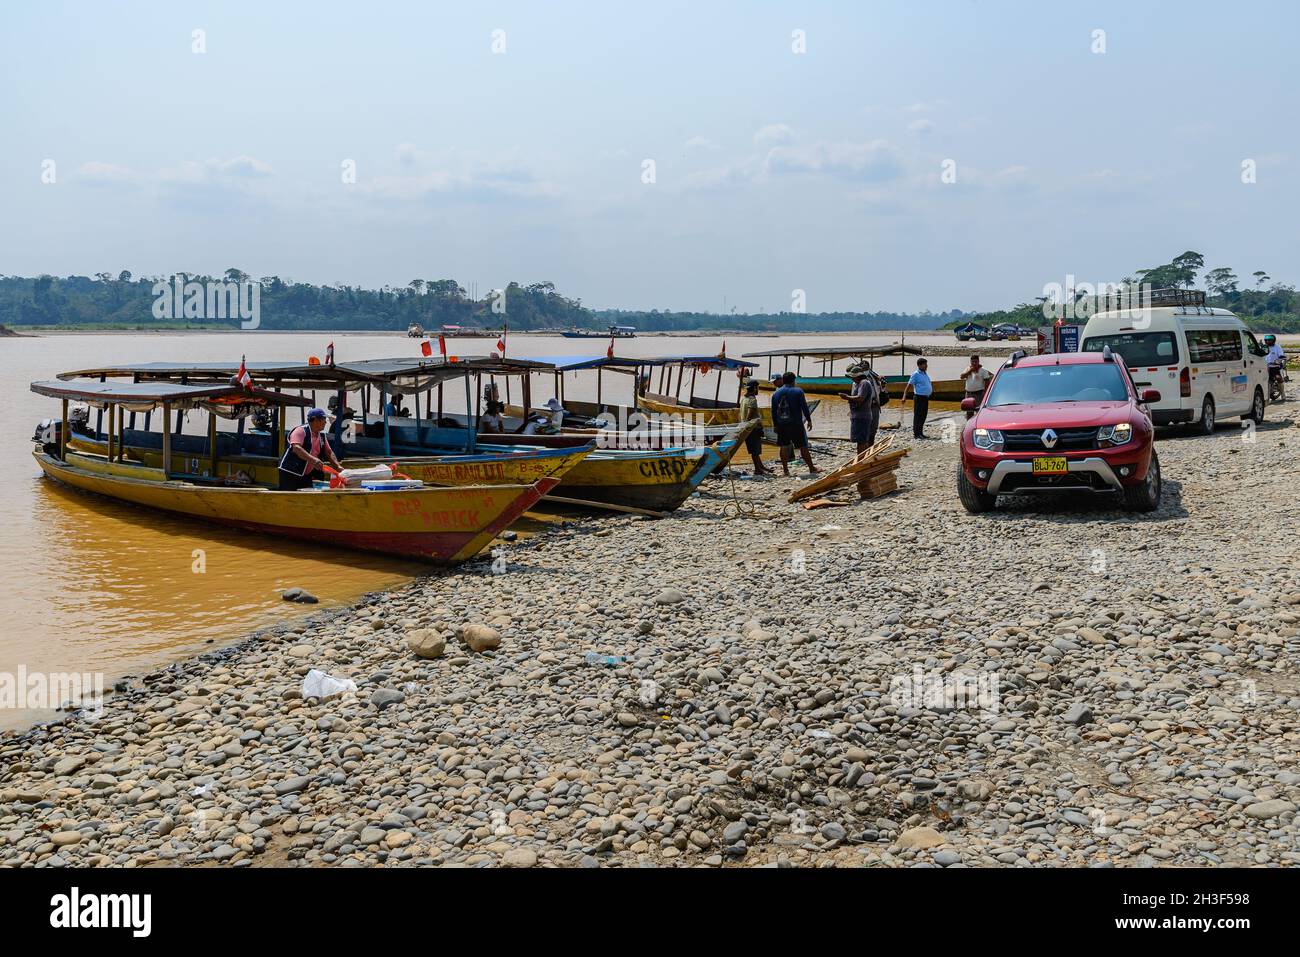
[0,270,964,332]
[953,251,1300,333]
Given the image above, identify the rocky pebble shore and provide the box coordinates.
[2,399,1298,868]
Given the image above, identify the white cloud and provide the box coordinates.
[907,118,935,136]
[753,124,794,148]
[765,139,904,181]
[77,161,137,184]
[160,156,274,183]
[683,136,720,152]
[395,143,419,165]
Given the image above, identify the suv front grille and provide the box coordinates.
[1001,428,1098,451]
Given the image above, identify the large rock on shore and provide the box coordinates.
[459,624,501,653]
[405,628,447,659]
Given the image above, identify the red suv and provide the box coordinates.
[958,349,1162,512]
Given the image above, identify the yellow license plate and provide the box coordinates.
[1032,456,1068,475]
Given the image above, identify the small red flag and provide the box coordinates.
[420,339,432,357]
[439,334,448,358]
[232,355,253,389]
[496,321,507,357]
[607,335,615,360]
[326,341,334,366]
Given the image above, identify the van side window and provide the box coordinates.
[1188,329,1242,363]
[1218,329,1243,361]
[1244,331,1266,357]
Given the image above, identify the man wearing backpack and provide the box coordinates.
[840,363,879,453]
[771,371,820,476]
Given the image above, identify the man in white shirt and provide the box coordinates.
[960,355,993,419]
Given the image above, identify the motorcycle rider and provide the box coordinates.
[1264,334,1286,367]
[1265,334,1287,399]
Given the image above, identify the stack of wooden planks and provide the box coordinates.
[788,437,908,504]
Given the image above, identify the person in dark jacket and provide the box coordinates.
[770,372,820,476]
[278,408,342,490]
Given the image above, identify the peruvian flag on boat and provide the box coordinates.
[420,339,432,357]
[439,333,448,357]
[607,334,615,360]
[232,356,253,389]
[325,341,335,367]
[496,321,507,358]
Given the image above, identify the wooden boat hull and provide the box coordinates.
[68,432,591,492]
[637,394,817,444]
[638,394,819,426]
[35,451,554,563]
[754,376,851,395]
[71,425,719,514]
[554,444,722,510]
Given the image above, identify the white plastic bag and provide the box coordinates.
[337,464,394,486]
[301,669,357,700]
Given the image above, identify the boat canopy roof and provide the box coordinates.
[32,379,312,409]
[628,354,757,370]
[56,357,548,390]
[741,343,924,360]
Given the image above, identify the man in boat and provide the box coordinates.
[738,379,772,475]
[771,372,820,477]
[900,358,933,440]
[959,355,993,419]
[841,363,879,453]
[278,408,343,490]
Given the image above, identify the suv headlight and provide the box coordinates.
[972,428,1004,450]
[1098,423,1132,446]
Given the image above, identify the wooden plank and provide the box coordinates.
[539,493,670,519]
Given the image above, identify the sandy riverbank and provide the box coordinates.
[2,400,1298,868]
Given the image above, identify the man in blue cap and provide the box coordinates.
[278,407,343,490]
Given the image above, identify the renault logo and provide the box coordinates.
[1041,428,1058,448]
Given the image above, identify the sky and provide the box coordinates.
[2,0,1298,314]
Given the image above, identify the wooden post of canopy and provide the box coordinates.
[208,408,218,476]
[60,398,68,460]
[596,366,603,407]
[689,366,697,403]
[522,371,532,428]
[381,383,391,456]
[463,373,475,453]
[437,382,444,423]
[275,380,286,459]
[96,373,105,439]
[162,402,172,476]
[714,366,724,403]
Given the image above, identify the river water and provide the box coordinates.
[0,330,974,729]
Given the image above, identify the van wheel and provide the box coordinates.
[1245,387,1265,425]
[1123,450,1161,512]
[1198,396,1216,434]
[958,469,995,513]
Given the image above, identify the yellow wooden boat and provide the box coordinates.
[67,432,593,495]
[59,357,731,514]
[33,380,555,563]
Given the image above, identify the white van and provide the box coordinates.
[1080,303,1268,432]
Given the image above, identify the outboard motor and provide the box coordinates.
[33,418,62,455]
[68,405,90,435]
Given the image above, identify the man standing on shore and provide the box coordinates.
[841,363,879,453]
[900,358,932,440]
[960,355,992,419]
[771,371,820,476]
[739,378,772,475]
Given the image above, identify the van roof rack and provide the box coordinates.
[1102,286,1206,310]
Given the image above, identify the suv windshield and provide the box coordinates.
[985,363,1130,406]
[1081,332,1177,366]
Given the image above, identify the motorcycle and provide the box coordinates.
[1268,363,1288,403]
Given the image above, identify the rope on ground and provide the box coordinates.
[719,469,761,519]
